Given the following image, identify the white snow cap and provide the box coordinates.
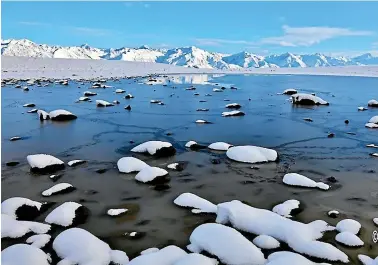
[1,244,51,265]
[107,208,128,216]
[225,103,241,108]
[131,141,173,155]
[42,183,74,197]
[187,223,266,265]
[215,200,348,263]
[266,251,332,265]
[174,193,217,214]
[128,245,187,265]
[68,160,85,167]
[283,88,298,95]
[208,142,232,151]
[45,202,82,227]
[358,255,378,265]
[53,228,129,265]
[1,197,42,219]
[2,214,51,238]
[173,253,219,265]
[291,93,328,105]
[27,154,64,169]
[226,145,278,164]
[283,173,329,190]
[368,99,378,106]
[37,110,49,120]
[195,119,209,123]
[252,235,280,249]
[336,219,361,234]
[272,199,300,218]
[222,110,245,117]
[135,166,168,183]
[49,109,76,119]
[26,234,51,248]
[117,157,149,173]
[96,100,113,107]
[335,232,364,247]
[185,141,197,148]
[79,96,90,101]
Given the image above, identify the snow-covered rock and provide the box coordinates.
[23,103,35,107]
[283,173,329,190]
[336,219,361,234]
[185,141,197,148]
[266,251,332,265]
[366,116,378,128]
[226,145,278,164]
[208,142,232,151]
[128,245,186,265]
[225,103,241,109]
[45,202,88,227]
[283,89,298,95]
[291,93,329,105]
[358,255,378,265]
[84,91,97,96]
[115,89,125,93]
[1,197,44,220]
[2,214,50,238]
[125,93,134,99]
[252,235,280,249]
[27,154,65,173]
[213,88,223,92]
[10,136,21,141]
[53,228,129,265]
[117,157,149,173]
[96,100,114,107]
[335,232,364,247]
[173,253,219,265]
[26,234,51,248]
[195,119,211,124]
[358,106,368,111]
[272,199,300,218]
[131,141,176,157]
[41,183,75,197]
[374,218,378,225]
[327,210,339,218]
[174,193,217,214]
[37,110,50,120]
[68,160,86,167]
[187,223,266,265]
[216,200,348,263]
[107,208,128,216]
[167,162,186,171]
[1,244,51,265]
[49,109,77,121]
[78,96,90,102]
[222,110,245,117]
[135,166,168,183]
[368,99,378,107]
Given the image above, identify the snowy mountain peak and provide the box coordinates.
[1,38,377,69]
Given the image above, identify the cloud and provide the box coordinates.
[261,25,374,47]
[194,38,253,46]
[18,21,51,27]
[69,27,116,37]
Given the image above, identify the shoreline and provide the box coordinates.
[2,56,378,80]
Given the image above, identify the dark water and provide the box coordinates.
[2,74,378,263]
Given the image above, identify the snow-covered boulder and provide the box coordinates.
[49,109,77,121]
[213,88,223,92]
[368,99,378,107]
[174,193,217,214]
[2,214,51,238]
[336,219,361,234]
[10,136,21,141]
[1,244,51,265]
[42,183,76,197]
[125,94,134,99]
[327,210,339,218]
[374,218,378,225]
[173,253,219,265]
[222,110,245,117]
[366,116,378,128]
[37,110,50,120]
[27,108,38,113]
[26,234,51,248]
[266,251,332,265]
[208,142,232,151]
[358,255,378,265]
[283,173,329,190]
[358,106,368,111]
[1,197,45,220]
[291,93,329,105]
[215,200,348,263]
[226,145,278,164]
[68,160,86,167]
[135,166,168,183]
[151,99,162,103]
[252,235,280,249]
[53,228,129,265]
[272,199,300,218]
[78,96,91,102]
[96,100,114,107]
[188,223,266,265]
[225,103,241,109]
[195,119,211,124]
[23,103,36,107]
[335,232,364,247]
[84,91,97,96]
[45,202,88,227]
[107,208,128,217]
[131,141,176,157]
[117,157,149,173]
[27,154,65,173]
[115,89,125,93]
[167,162,186,171]
[128,245,187,265]
[283,89,298,95]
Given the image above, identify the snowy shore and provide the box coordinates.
[2,56,378,79]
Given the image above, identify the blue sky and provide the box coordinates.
[2,1,378,56]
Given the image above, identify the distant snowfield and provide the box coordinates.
[2,56,378,79]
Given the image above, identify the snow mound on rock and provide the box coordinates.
[272,199,300,218]
[226,145,278,164]
[2,214,50,238]
[174,193,217,214]
[253,235,280,249]
[335,232,364,247]
[1,197,43,220]
[291,93,329,105]
[1,244,51,265]
[128,245,187,265]
[26,234,51,248]
[131,141,176,157]
[117,157,149,173]
[208,142,232,151]
[135,166,168,183]
[283,173,329,190]
[336,219,361,234]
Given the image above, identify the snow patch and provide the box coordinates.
[42,183,75,197]
[117,157,149,173]
[208,142,232,151]
[174,193,217,214]
[283,173,329,190]
[226,145,278,164]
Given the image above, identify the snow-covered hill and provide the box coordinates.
[2,39,377,69]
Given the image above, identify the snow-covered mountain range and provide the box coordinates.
[2,39,377,69]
